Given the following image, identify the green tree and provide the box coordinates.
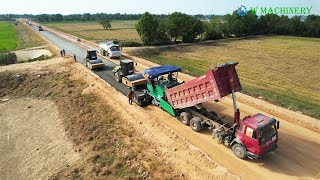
[166,12,204,43]
[99,19,112,30]
[136,12,158,45]
[203,16,223,40]
[153,19,171,45]
[289,16,306,36]
[305,15,320,37]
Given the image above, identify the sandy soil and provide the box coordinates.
[0,98,79,180]
[14,48,52,61]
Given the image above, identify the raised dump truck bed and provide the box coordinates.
[165,62,242,109]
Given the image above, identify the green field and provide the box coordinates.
[0,21,44,52]
[0,22,17,52]
[44,21,141,43]
[128,36,320,119]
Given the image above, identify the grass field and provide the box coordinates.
[44,21,141,43]
[16,22,44,49]
[128,36,320,119]
[0,21,44,52]
[0,22,17,52]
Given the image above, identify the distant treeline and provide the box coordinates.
[0,13,214,22]
[136,10,320,45]
[207,11,320,39]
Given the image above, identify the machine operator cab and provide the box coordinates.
[119,59,134,76]
[84,49,105,70]
[144,65,182,100]
[86,49,98,60]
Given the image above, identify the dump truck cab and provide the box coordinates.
[233,114,279,159]
[84,49,105,70]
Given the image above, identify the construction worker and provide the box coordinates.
[74,54,77,62]
[62,49,66,56]
[168,72,173,83]
[60,50,63,57]
[128,90,134,105]
[149,77,155,89]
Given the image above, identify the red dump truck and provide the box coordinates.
[144,62,280,159]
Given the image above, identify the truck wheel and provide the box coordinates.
[179,112,191,125]
[190,117,203,132]
[232,144,247,159]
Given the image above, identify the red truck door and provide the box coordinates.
[242,127,259,154]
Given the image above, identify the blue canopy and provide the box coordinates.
[144,65,181,78]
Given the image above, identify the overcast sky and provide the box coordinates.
[0,0,319,15]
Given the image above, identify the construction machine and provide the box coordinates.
[142,63,279,159]
[99,42,121,58]
[84,49,105,70]
[113,59,147,88]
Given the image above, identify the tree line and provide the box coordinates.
[0,13,211,22]
[136,11,320,45]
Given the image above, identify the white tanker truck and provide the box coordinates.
[99,41,121,59]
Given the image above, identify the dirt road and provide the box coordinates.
[27,23,320,179]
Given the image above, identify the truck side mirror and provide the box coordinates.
[277,121,280,129]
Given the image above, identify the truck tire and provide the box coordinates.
[232,143,247,159]
[115,73,121,82]
[190,117,203,132]
[179,112,191,125]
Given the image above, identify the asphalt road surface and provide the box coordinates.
[31,26,131,97]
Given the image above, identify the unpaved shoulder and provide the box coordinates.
[0,98,79,180]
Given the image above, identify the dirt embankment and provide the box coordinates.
[0,98,79,180]
[0,58,238,179]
